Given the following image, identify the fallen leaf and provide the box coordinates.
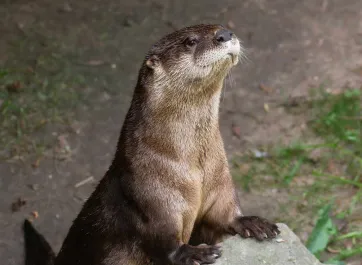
[6,81,22,93]
[27,184,39,191]
[264,103,270,112]
[55,135,72,160]
[231,124,241,138]
[11,197,27,212]
[38,119,47,126]
[57,135,70,152]
[327,247,340,254]
[259,83,273,93]
[227,21,235,29]
[292,176,309,187]
[32,158,41,168]
[326,88,343,95]
[308,148,322,162]
[31,211,39,219]
[327,160,340,175]
[26,67,34,73]
[86,60,105,66]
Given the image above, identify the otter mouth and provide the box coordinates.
[227,53,239,65]
[195,52,239,70]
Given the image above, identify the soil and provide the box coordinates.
[0,0,362,264]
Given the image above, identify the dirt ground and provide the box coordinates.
[1,0,362,264]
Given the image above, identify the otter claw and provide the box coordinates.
[234,216,279,241]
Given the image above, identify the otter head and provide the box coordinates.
[140,24,242,93]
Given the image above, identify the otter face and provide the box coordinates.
[145,24,242,82]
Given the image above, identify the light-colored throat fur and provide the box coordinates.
[124,77,225,164]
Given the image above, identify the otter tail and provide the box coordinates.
[23,219,56,265]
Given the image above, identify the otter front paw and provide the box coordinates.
[170,243,222,265]
[233,216,280,241]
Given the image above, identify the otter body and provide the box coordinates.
[24,24,280,265]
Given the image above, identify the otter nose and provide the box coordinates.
[215,28,233,43]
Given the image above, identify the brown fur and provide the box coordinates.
[27,24,280,265]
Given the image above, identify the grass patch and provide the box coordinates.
[0,20,132,159]
[232,88,362,264]
[313,88,361,146]
[0,60,85,158]
[0,31,91,159]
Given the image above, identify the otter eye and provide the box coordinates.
[185,37,198,47]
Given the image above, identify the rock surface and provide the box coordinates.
[215,223,325,265]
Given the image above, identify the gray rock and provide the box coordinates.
[215,223,326,265]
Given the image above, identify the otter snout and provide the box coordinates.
[215,28,233,43]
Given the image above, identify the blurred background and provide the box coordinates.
[0,0,361,264]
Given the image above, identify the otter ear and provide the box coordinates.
[146,55,160,69]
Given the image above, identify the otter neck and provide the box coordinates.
[111,79,225,169]
[146,78,224,125]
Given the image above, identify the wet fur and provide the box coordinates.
[23,24,279,265]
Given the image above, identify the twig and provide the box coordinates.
[328,247,362,261]
[74,176,95,188]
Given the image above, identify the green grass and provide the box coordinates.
[313,88,361,146]
[0,34,88,159]
[0,63,85,159]
[232,87,362,264]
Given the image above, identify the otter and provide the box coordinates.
[23,24,280,265]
